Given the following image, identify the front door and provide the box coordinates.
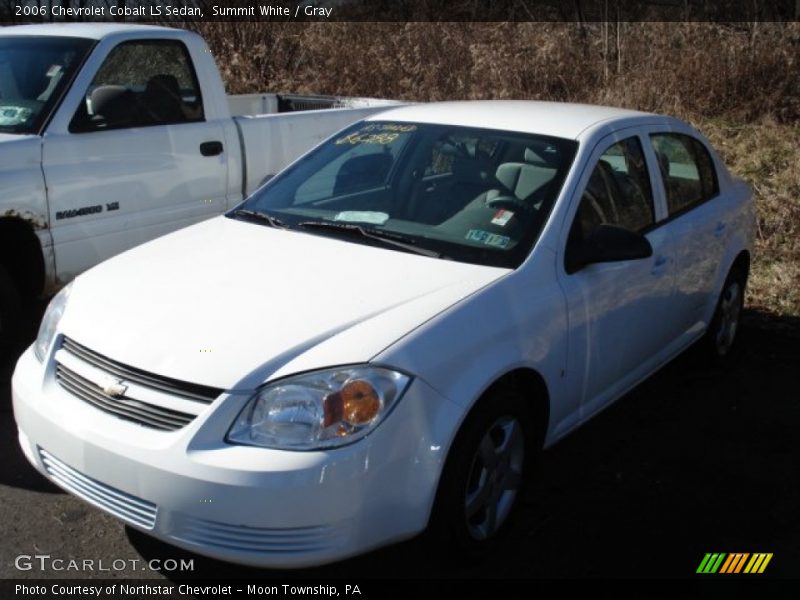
[42,38,227,281]
[557,133,676,420]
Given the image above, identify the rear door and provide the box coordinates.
[557,131,676,420]
[42,38,227,280]
[645,130,728,338]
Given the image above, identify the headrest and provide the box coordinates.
[144,74,181,98]
[524,148,547,164]
[495,163,523,193]
[655,150,671,177]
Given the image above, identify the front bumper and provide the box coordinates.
[12,347,462,568]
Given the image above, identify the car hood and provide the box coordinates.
[60,217,508,389]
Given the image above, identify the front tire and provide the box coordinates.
[430,385,541,558]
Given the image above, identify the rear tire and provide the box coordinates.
[0,265,22,360]
[701,266,747,366]
[429,385,541,560]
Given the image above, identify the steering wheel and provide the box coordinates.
[581,189,608,226]
[485,193,533,216]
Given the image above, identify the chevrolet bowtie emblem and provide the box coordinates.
[100,377,128,398]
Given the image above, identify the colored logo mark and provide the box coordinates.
[696,552,773,574]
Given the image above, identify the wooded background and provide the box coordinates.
[193,21,799,321]
[1,11,798,322]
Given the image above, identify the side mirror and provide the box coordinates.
[566,223,653,273]
[71,85,136,133]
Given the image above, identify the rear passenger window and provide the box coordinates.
[650,133,718,215]
[70,40,204,133]
[573,136,654,238]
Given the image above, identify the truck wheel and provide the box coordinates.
[701,266,747,366]
[430,385,540,559]
[0,266,22,360]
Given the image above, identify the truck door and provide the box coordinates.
[42,39,227,280]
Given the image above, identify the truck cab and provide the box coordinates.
[0,24,395,355]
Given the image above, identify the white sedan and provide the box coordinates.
[12,101,754,567]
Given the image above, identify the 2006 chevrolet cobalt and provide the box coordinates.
[13,101,754,567]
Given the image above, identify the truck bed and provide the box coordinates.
[228,93,400,118]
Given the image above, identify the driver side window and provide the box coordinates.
[573,136,654,240]
[69,40,204,133]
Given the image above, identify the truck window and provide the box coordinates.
[0,36,94,135]
[70,40,204,133]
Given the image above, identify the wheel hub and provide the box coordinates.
[715,281,742,356]
[464,415,525,540]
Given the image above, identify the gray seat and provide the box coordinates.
[495,148,557,202]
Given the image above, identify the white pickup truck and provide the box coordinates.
[0,23,396,350]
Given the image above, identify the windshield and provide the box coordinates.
[0,36,94,135]
[235,121,578,268]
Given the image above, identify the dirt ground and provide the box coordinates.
[1,302,797,580]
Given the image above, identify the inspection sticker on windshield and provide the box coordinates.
[491,209,514,227]
[466,229,511,248]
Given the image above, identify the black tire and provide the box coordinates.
[429,384,542,560]
[701,265,747,366]
[0,265,22,360]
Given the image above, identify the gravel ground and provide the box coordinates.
[1,304,798,580]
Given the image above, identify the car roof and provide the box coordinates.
[368,100,663,140]
[0,23,178,41]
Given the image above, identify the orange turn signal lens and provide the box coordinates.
[340,379,380,425]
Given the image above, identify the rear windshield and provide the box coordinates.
[236,121,578,268]
[0,36,94,135]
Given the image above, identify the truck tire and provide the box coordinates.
[0,265,22,360]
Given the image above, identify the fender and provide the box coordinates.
[0,135,56,297]
[702,182,755,326]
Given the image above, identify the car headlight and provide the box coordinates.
[33,282,72,362]
[227,366,411,450]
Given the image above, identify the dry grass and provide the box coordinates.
[187,21,799,323]
[703,119,800,319]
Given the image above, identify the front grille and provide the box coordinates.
[173,515,338,554]
[55,337,223,431]
[39,447,157,529]
[61,337,221,403]
[55,364,195,431]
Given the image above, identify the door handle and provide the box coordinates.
[200,141,223,156]
[714,222,727,237]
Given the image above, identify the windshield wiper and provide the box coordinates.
[230,209,288,229]
[298,221,443,259]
